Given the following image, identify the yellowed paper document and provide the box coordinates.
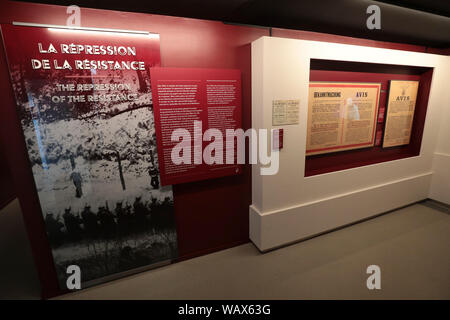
[306,82,381,155]
[272,99,300,125]
[382,80,419,148]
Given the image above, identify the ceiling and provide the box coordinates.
[16,0,450,48]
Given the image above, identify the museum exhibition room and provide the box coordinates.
[0,0,448,308]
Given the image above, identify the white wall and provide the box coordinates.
[429,60,450,204]
[251,37,450,251]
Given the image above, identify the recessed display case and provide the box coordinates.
[305,59,432,177]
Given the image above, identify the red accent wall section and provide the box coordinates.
[0,0,445,298]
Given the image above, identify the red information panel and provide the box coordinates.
[150,67,242,185]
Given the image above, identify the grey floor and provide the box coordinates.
[0,198,449,300]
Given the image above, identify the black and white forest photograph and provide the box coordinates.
[5,32,178,287]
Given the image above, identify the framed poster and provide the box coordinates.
[306,82,381,156]
[150,67,242,186]
[382,80,419,148]
[1,24,178,288]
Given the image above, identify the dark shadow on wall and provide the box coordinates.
[0,139,15,210]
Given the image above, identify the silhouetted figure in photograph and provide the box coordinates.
[124,202,133,234]
[81,205,98,238]
[125,202,133,218]
[66,150,76,170]
[70,170,83,198]
[148,163,159,189]
[45,213,64,247]
[63,207,82,241]
[115,202,124,222]
[133,196,148,231]
[98,205,116,238]
[115,202,128,236]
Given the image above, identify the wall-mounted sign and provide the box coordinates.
[150,67,242,186]
[306,82,381,155]
[382,80,419,148]
[272,99,299,126]
[1,24,178,288]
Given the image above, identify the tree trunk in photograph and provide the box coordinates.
[116,150,126,190]
[137,70,146,93]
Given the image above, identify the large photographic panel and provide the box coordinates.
[1,24,178,288]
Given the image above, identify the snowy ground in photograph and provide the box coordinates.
[25,107,171,217]
[33,158,172,218]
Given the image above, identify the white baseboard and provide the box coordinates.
[250,173,432,251]
[429,153,450,205]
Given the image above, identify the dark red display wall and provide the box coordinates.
[0,139,14,209]
[0,1,445,299]
[305,60,433,177]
